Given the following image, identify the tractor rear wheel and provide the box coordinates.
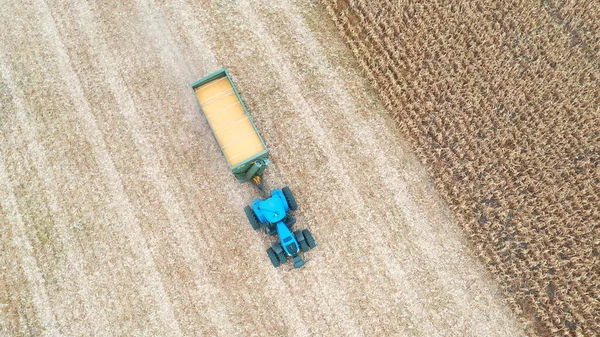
[302,229,316,249]
[244,206,260,231]
[267,248,280,267]
[282,186,298,211]
[294,230,310,252]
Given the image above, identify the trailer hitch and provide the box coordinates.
[248,158,270,197]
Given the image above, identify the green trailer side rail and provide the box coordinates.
[191,68,270,195]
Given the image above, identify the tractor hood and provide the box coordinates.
[257,198,286,223]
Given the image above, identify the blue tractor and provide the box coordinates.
[244,186,316,268]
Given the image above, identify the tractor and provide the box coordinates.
[244,186,316,268]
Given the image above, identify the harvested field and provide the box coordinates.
[0,0,528,336]
[323,0,600,336]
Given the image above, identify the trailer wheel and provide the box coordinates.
[267,248,280,268]
[244,206,260,231]
[302,229,316,249]
[282,186,298,211]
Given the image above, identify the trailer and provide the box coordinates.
[191,68,269,195]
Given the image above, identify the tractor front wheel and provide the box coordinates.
[282,186,298,211]
[244,206,260,231]
[272,242,288,264]
[302,229,316,249]
[277,251,287,264]
[295,230,310,252]
[267,248,280,267]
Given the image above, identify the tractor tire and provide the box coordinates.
[244,206,260,231]
[282,186,298,211]
[267,248,280,268]
[277,251,287,264]
[285,215,296,228]
[272,242,284,254]
[294,231,310,252]
[303,229,316,249]
[299,240,310,252]
[272,242,287,263]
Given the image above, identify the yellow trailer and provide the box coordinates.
[192,68,269,193]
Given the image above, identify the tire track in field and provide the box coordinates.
[0,47,109,336]
[75,1,253,333]
[21,0,183,334]
[0,140,58,336]
[38,1,200,334]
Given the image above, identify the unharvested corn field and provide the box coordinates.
[324,0,599,336]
